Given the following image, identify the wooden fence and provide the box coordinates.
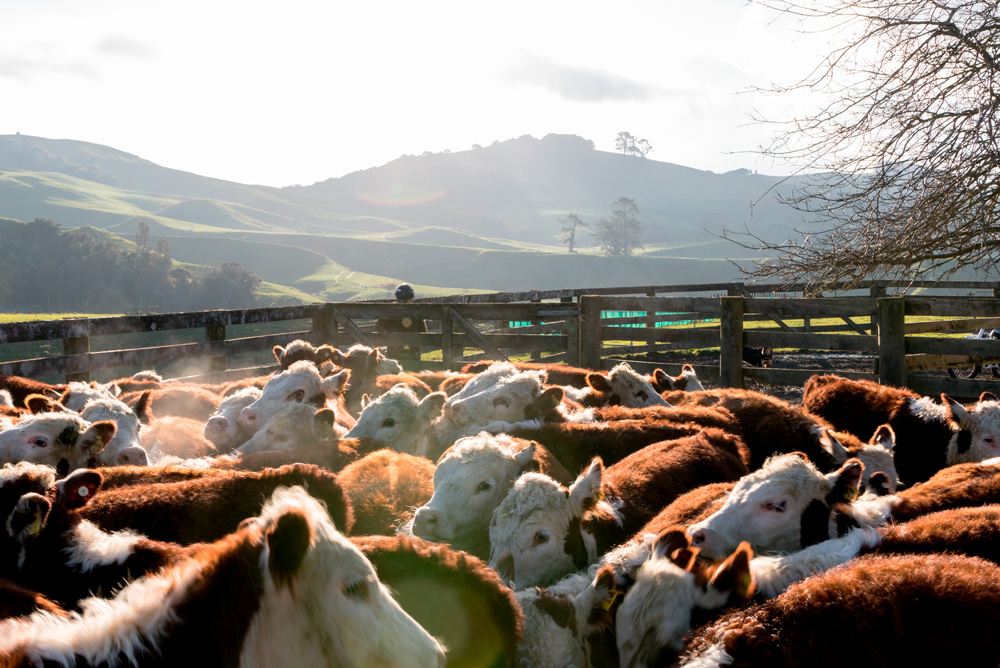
[3,281,1000,399]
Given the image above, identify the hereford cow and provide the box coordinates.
[0,375,65,408]
[78,397,148,467]
[57,381,121,413]
[0,486,447,668]
[202,386,262,452]
[235,404,341,456]
[0,413,115,476]
[77,463,353,543]
[804,374,1000,485]
[343,384,447,457]
[489,429,750,589]
[353,534,523,668]
[409,431,573,559]
[238,360,353,434]
[338,449,435,536]
[687,452,865,559]
[649,364,705,393]
[563,362,670,409]
[272,338,337,370]
[675,553,1000,668]
[663,387,898,491]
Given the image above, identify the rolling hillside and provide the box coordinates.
[0,132,804,300]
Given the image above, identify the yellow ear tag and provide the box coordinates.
[92,436,104,454]
[27,517,42,536]
[550,394,560,408]
[601,589,621,611]
[594,490,605,503]
[844,485,859,501]
[739,573,752,593]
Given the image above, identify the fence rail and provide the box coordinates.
[3,281,1000,399]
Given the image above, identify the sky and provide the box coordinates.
[1,0,835,188]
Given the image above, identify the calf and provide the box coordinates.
[0,375,65,407]
[804,374,1000,484]
[344,372,433,418]
[687,452,864,559]
[0,413,115,476]
[235,404,341,455]
[343,384,447,457]
[649,364,705,393]
[58,381,121,413]
[490,429,750,589]
[353,534,522,668]
[664,387,898,490]
[77,462,353,542]
[78,397,147,467]
[676,553,1000,668]
[238,360,352,435]
[0,486,446,668]
[338,449,435,536]
[202,386,262,452]
[564,362,670,409]
[409,431,573,559]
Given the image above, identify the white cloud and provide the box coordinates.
[96,35,156,59]
[504,52,663,103]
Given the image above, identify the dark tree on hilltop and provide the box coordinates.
[728,0,1000,289]
[558,212,588,253]
[615,132,653,158]
[192,262,262,310]
[594,198,645,256]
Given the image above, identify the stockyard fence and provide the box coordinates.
[3,280,1000,400]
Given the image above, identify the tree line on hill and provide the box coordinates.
[0,219,262,313]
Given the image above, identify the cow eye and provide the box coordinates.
[493,396,510,408]
[32,436,49,448]
[382,418,396,428]
[763,501,786,513]
[533,531,549,546]
[343,578,371,601]
[476,481,493,493]
[290,389,306,402]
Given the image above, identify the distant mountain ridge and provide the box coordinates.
[0,132,807,300]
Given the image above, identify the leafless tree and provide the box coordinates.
[728,0,1000,290]
[558,212,588,253]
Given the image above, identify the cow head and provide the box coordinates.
[585,363,670,408]
[345,384,446,457]
[488,458,620,590]
[944,392,1000,464]
[687,453,864,559]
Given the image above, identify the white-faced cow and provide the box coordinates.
[238,360,352,435]
[344,384,447,457]
[0,486,447,668]
[0,413,116,476]
[202,386,263,453]
[78,397,148,467]
[563,362,671,409]
[687,452,865,559]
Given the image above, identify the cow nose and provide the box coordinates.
[688,529,707,547]
[448,401,469,425]
[412,508,441,538]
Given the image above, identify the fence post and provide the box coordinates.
[565,309,581,367]
[870,283,887,335]
[877,296,907,387]
[63,335,91,383]
[719,296,744,388]
[205,325,227,374]
[580,296,603,371]
[312,304,338,349]
[441,307,455,369]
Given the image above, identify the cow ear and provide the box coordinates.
[134,390,154,424]
[981,392,1000,404]
[943,394,970,427]
[322,369,351,396]
[315,345,336,364]
[329,348,346,367]
[867,471,893,496]
[534,589,576,630]
[825,457,864,503]
[314,408,337,432]
[417,392,447,421]
[56,469,103,510]
[871,425,895,453]
[534,387,564,412]
[587,373,612,393]
[25,394,61,415]
[670,546,700,572]
[81,421,117,456]
[273,345,287,365]
[514,441,539,475]
[8,493,51,541]
[651,368,672,392]
[569,458,604,510]
[590,564,621,625]
[651,526,690,561]
[709,541,755,602]
[818,429,849,462]
[266,509,314,587]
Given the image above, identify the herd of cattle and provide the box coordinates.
[1,338,1000,666]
